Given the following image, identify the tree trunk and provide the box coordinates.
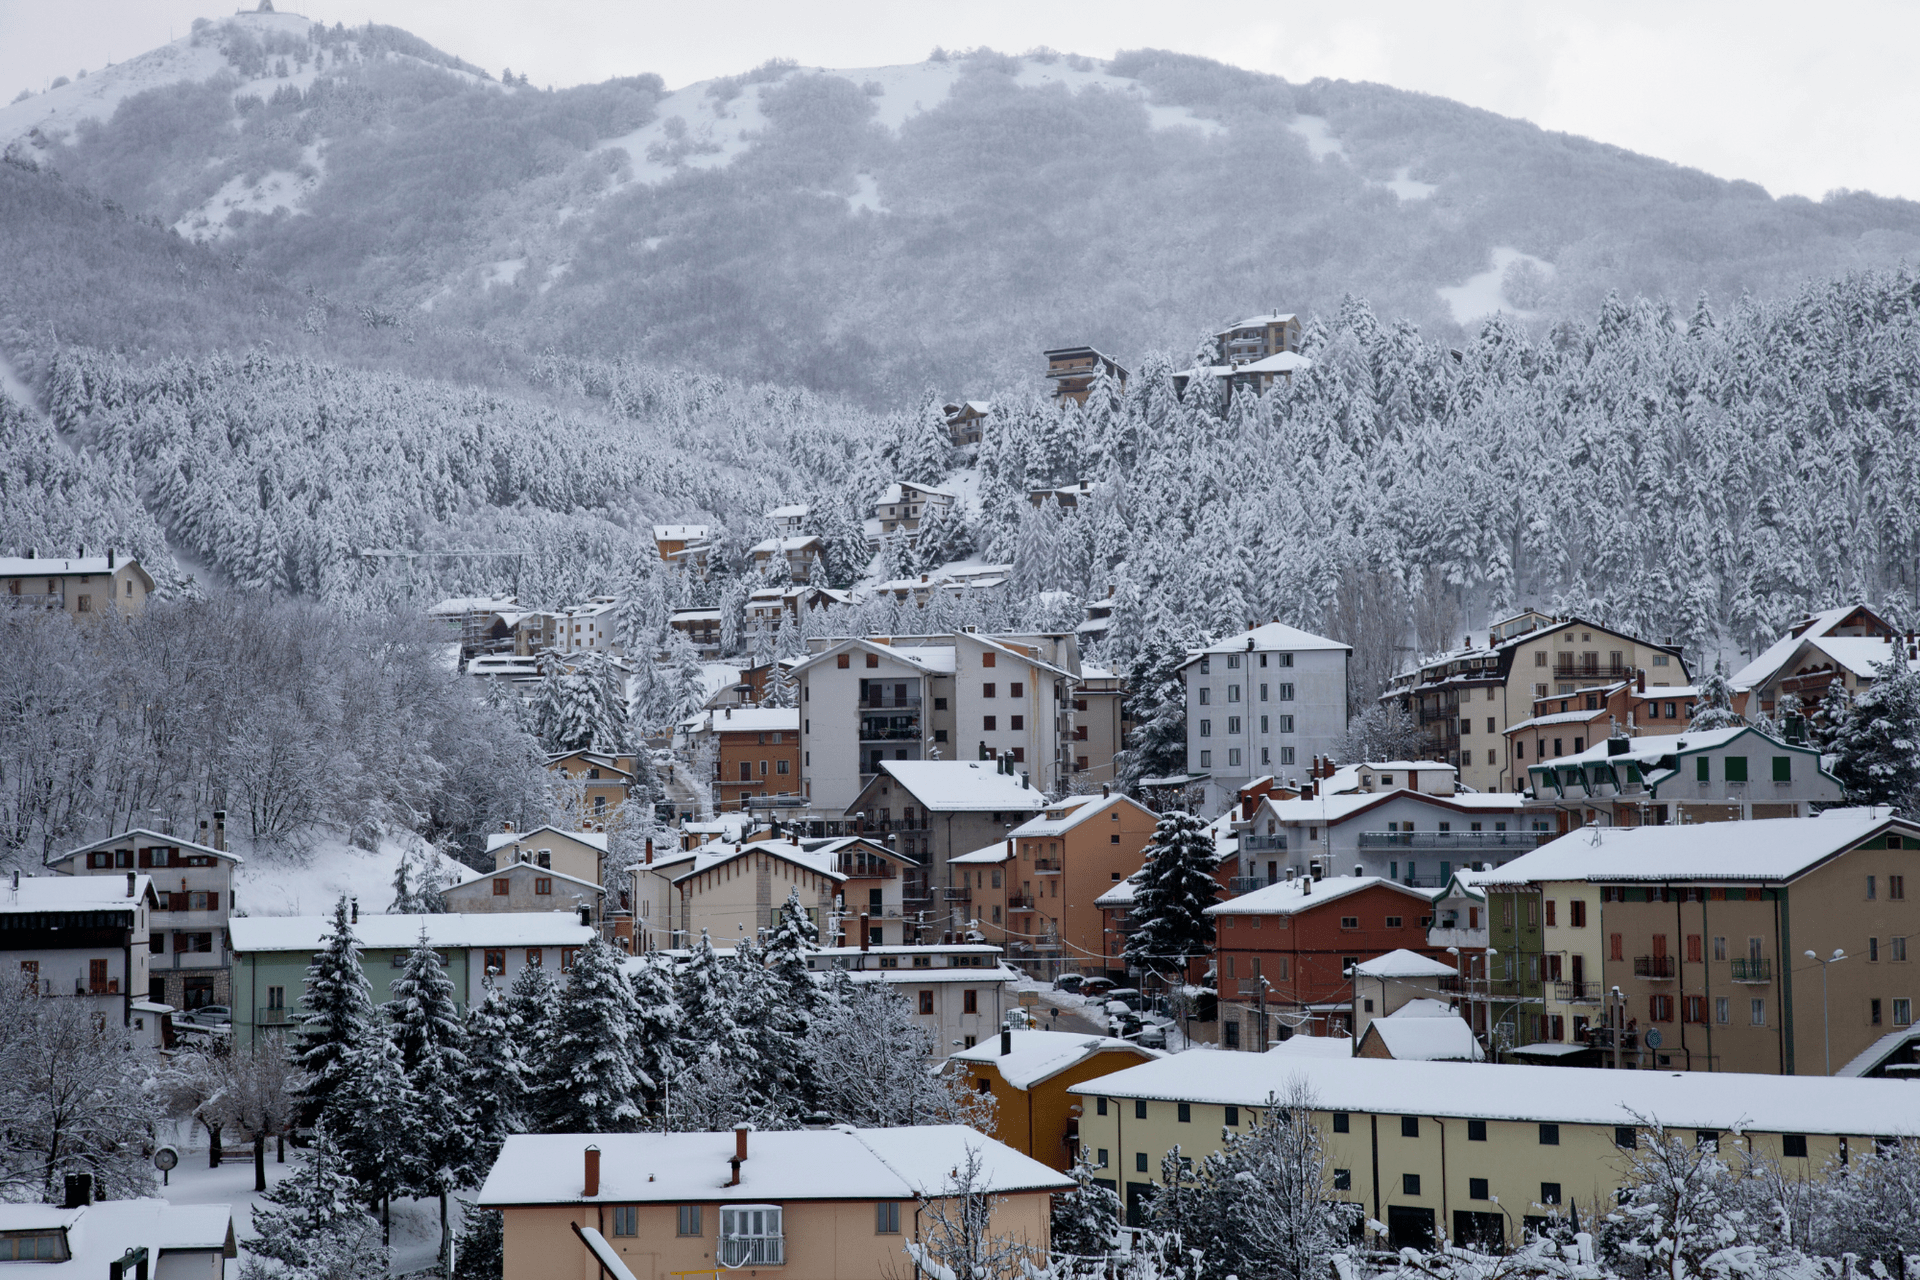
[440,1189,450,1270]
[253,1134,267,1192]
[276,1133,285,1163]
[209,1123,222,1168]
[382,1194,391,1247]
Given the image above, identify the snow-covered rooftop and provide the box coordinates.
[447,863,603,894]
[1481,815,1901,886]
[766,504,811,520]
[653,524,710,540]
[750,535,823,554]
[1238,351,1313,375]
[0,874,151,914]
[0,555,123,577]
[1253,788,1524,827]
[949,1029,1160,1090]
[1069,1052,1920,1135]
[0,1200,234,1273]
[1267,1034,1353,1059]
[52,827,243,867]
[1353,949,1457,979]
[229,912,595,953]
[1363,1010,1484,1061]
[1205,875,1434,916]
[427,595,518,616]
[876,481,957,504]
[1009,793,1142,837]
[1094,876,1138,908]
[1219,313,1298,331]
[485,826,610,853]
[871,761,1044,812]
[680,707,801,734]
[675,840,844,884]
[1184,621,1350,664]
[950,839,1014,866]
[479,1125,1070,1206]
[1729,606,1897,690]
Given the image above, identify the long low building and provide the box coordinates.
[229,910,595,1046]
[1070,1050,1920,1248]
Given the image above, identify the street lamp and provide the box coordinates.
[1803,948,1848,1075]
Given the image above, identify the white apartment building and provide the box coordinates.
[1183,622,1351,810]
[790,631,1099,820]
[1,872,155,1029]
[807,941,1017,1056]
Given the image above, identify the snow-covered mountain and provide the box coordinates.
[10,14,1920,403]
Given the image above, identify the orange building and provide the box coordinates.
[681,708,803,812]
[951,1029,1161,1170]
[545,749,635,825]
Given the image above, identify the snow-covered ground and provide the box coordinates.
[233,833,471,920]
[171,142,325,241]
[1288,114,1345,160]
[1383,165,1437,201]
[1437,245,1556,323]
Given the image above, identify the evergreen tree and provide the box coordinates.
[332,1030,418,1244]
[1123,810,1218,979]
[292,896,376,1118]
[461,973,526,1177]
[1687,661,1744,731]
[506,963,560,1090]
[1830,658,1920,810]
[1814,675,1854,754]
[451,1199,503,1280]
[625,955,680,1119]
[1115,626,1202,793]
[1050,1152,1123,1261]
[244,1121,389,1280]
[816,491,873,589]
[389,930,472,1269]
[536,936,644,1133]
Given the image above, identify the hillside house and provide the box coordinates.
[546,749,635,823]
[1184,622,1353,808]
[974,792,1159,974]
[1354,999,1485,1061]
[668,606,723,656]
[0,549,153,620]
[1237,785,1538,889]
[1730,604,1920,718]
[944,400,992,445]
[1503,674,1703,771]
[1379,609,1691,794]
[1349,948,1464,1044]
[871,482,956,543]
[952,1029,1161,1169]
[1525,725,1842,826]
[487,825,609,885]
[0,873,155,1030]
[1043,346,1129,404]
[749,534,824,582]
[443,862,604,923]
[679,707,802,812]
[808,941,1019,1054]
[765,503,811,534]
[0,1200,236,1276]
[652,524,710,572]
[47,826,242,1012]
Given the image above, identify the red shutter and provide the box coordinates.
[207,891,219,911]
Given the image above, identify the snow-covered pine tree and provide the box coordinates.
[451,1198,503,1280]
[657,629,709,727]
[292,896,376,1118]
[1687,661,1744,731]
[1115,624,1202,793]
[625,954,679,1119]
[1050,1152,1124,1261]
[674,930,741,1073]
[1177,1083,1349,1280]
[1814,675,1854,754]
[332,1030,418,1243]
[244,1121,389,1280]
[506,962,560,1086]
[897,395,954,487]
[536,935,644,1133]
[1123,810,1218,979]
[461,973,526,1177]
[804,974,986,1128]
[1829,657,1920,809]
[388,929,472,1269]
[817,491,873,589]
[762,888,822,1109]
[532,653,570,750]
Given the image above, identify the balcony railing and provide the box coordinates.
[1358,831,1548,850]
[1241,835,1289,853]
[1006,894,1035,911]
[719,1237,784,1268]
[1033,859,1061,873]
[1229,875,1281,894]
[257,1005,297,1026]
[1554,981,1602,1004]
[1730,958,1772,984]
[1634,956,1675,980]
[859,725,922,742]
[941,887,971,902]
[839,860,897,879]
[859,694,922,710]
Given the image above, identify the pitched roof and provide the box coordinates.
[1204,875,1434,916]
[1069,1052,1920,1135]
[652,524,710,540]
[680,707,801,734]
[1353,949,1457,979]
[229,912,595,952]
[1009,793,1147,837]
[1183,621,1350,665]
[51,827,243,867]
[446,864,604,895]
[1480,815,1904,886]
[478,1126,1070,1207]
[864,761,1044,813]
[0,874,153,914]
[672,840,845,886]
[0,554,144,579]
[1362,1012,1484,1062]
[950,840,1014,866]
[485,826,610,853]
[949,1029,1161,1090]
[1238,351,1313,375]
[1727,605,1900,690]
[0,1200,234,1271]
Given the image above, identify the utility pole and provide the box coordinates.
[1804,948,1848,1074]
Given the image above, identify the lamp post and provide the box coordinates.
[1803,948,1848,1075]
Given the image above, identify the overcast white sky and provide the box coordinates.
[5,0,1916,202]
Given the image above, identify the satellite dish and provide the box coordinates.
[1644,1028,1663,1050]
[153,1146,178,1172]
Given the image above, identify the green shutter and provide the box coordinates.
[1696,756,1709,782]
[1772,756,1792,782]
[1725,756,1748,783]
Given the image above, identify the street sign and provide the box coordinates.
[1018,991,1039,1007]
[1644,1028,1663,1049]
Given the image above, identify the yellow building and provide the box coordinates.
[0,550,153,619]
[1070,1052,1920,1248]
[477,1126,1070,1280]
[951,1029,1162,1170]
[486,825,609,886]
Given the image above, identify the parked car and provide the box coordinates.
[1052,973,1085,993]
[1080,976,1117,998]
[183,1005,231,1027]
[1106,988,1143,1012]
[1135,1024,1168,1049]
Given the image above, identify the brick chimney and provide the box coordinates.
[729,1125,749,1186]
[584,1145,600,1197]
[213,810,226,853]
[860,912,870,951]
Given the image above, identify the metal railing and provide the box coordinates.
[858,694,922,710]
[719,1237,784,1268]
[1554,982,1602,1004]
[1241,835,1289,853]
[1032,858,1061,873]
[859,725,921,741]
[1229,875,1282,893]
[1730,958,1772,983]
[257,1005,297,1027]
[1358,831,1548,850]
[1634,956,1675,979]
[1006,894,1035,910]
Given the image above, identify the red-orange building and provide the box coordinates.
[1205,874,1444,1048]
[680,708,802,812]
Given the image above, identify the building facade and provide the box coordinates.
[1183,622,1351,807]
[0,550,153,620]
[0,873,154,1028]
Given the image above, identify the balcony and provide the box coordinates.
[1729,958,1772,984]
[1554,981,1602,1004]
[1241,835,1289,853]
[941,887,971,902]
[719,1237,784,1268]
[859,724,922,742]
[1552,662,1628,682]
[1358,831,1547,851]
[257,1005,297,1027]
[858,694,922,710]
[1634,956,1675,980]
[1033,859,1061,873]
[1229,875,1282,894]
[1006,894,1036,911]
[838,859,897,879]
[2,592,64,610]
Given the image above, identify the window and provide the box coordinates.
[1178,1103,1192,1123]
[1010,715,1024,731]
[1534,651,1547,667]
[1713,935,1727,961]
[1610,933,1624,961]
[1539,1124,1560,1146]
[1751,999,1766,1026]
[1403,1173,1422,1196]
[1615,1126,1637,1150]
[1199,688,1210,705]
[1200,751,1212,767]
[1896,938,1910,962]
[1386,916,1403,929]
[1570,899,1586,927]
[1009,682,1023,697]
[1872,998,1883,1026]
[1277,683,1295,700]
[0,1232,68,1262]
[719,1207,783,1267]
[1685,995,1706,1023]
[1096,1097,1108,1116]
[1697,757,1710,782]
[1227,716,1242,734]
[1725,756,1748,783]
[1332,1112,1350,1133]
[1545,900,1556,926]
[1687,934,1702,963]
[876,1202,901,1234]
[983,683,996,698]
[1135,1152,1150,1173]
[1782,1135,1808,1159]
[1225,1106,1240,1126]
[1772,756,1793,782]
[1097,1148,1109,1166]
[1228,748,1242,767]
[1716,997,1730,1024]
[1260,685,1269,702]
[561,947,580,972]
[1469,1177,1489,1199]
[1869,875,1878,900]
[1334,1168,1352,1191]
[1341,916,1359,929]
[677,1205,703,1236]
[1893,875,1907,901]
[983,716,997,731]
[1199,719,1211,737]
[1401,1116,1419,1138]
[918,990,934,1015]
[484,949,505,974]
[267,985,285,1010]
[1540,1183,1562,1206]
[1135,1100,1148,1120]
[1897,999,1914,1026]
[1467,1120,1487,1141]
[613,1206,638,1236]
[1228,654,1240,669]
[1228,684,1241,702]
[1460,718,1472,736]
[963,989,978,1014]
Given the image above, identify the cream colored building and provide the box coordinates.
[1071,1051,1920,1247]
[479,1126,1067,1280]
[444,862,603,922]
[0,550,153,620]
[487,826,609,886]
[1380,610,1691,794]
[659,839,846,950]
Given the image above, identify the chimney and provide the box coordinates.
[63,1173,91,1208]
[579,905,593,926]
[1000,1027,1012,1056]
[1301,877,1311,895]
[107,548,115,569]
[213,810,226,853]
[503,820,513,833]
[126,871,136,898]
[350,897,359,924]
[1637,670,1646,694]
[584,1145,601,1197]
[1101,785,1110,799]
[729,1125,749,1186]
[860,912,870,951]
[645,838,654,866]
[1353,864,1363,878]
